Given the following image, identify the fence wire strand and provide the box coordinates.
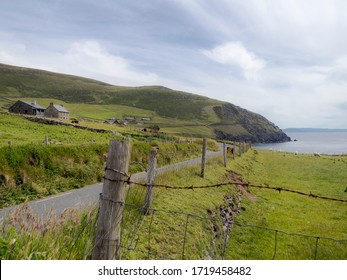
[103,178,347,203]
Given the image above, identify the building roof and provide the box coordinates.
[20,100,45,110]
[52,104,69,113]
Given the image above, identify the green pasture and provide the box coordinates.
[0,114,116,146]
[6,97,220,138]
[225,150,347,259]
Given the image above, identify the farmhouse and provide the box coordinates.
[44,103,69,120]
[124,116,136,122]
[9,100,45,116]
[105,118,125,126]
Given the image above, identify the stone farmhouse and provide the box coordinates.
[44,103,70,120]
[8,100,45,116]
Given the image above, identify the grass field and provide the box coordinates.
[225,150,347,259]
[1,149,346,259]
[3,97,220,138]
[0,113,116,146]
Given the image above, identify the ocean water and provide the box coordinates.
[255,131,347,155]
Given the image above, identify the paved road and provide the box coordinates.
[0,147,224,221]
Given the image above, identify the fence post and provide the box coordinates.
[92,139,131,260]
[223,142,227,167]
[142,148,158,215]
[201,138,207,178]
[44,136,49,146]
[239,142,242,156]
[233,143,236,159]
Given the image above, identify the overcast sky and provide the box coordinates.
[1,0,347,129]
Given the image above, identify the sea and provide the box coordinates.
[254,130,347,155]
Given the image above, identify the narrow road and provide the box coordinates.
[0,147,224,221]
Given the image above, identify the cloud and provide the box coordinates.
[60,41,159,86]
[202,42,266,81]
[0,37,159,86]
[1,0,347,128]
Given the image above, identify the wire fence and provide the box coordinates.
[94,143,347,260]
[90,198,347,260]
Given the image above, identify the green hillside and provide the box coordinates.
[0,63,290,143]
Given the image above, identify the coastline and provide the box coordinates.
[254,130,347,155]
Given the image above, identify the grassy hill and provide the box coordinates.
[0,63,290,143]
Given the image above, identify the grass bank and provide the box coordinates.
[0,139,217,208]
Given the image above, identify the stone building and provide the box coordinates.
[44,103,69,120]
[8,100,45,116]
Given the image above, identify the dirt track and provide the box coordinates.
[227,171,258,202]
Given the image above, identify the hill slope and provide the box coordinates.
[0,63,290,143]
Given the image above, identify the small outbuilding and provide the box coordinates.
[9,100,45,116]
[44,103,69,120]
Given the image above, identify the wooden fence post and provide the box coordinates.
[92,139,131,260]
[44,136,49,146]
[239,142,242,156]
[233,143,236,159]
[223,142,227,167]
[201,138,207,178]
[142,148,158,215]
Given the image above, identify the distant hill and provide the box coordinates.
[0,63,290,143]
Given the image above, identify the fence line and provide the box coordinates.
[92,139,346,260]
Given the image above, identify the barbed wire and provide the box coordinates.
[103,177,347,203]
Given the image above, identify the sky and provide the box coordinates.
[1,0,347,129]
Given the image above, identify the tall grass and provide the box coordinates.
[0,144,108,208]
[0,203,98,259]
